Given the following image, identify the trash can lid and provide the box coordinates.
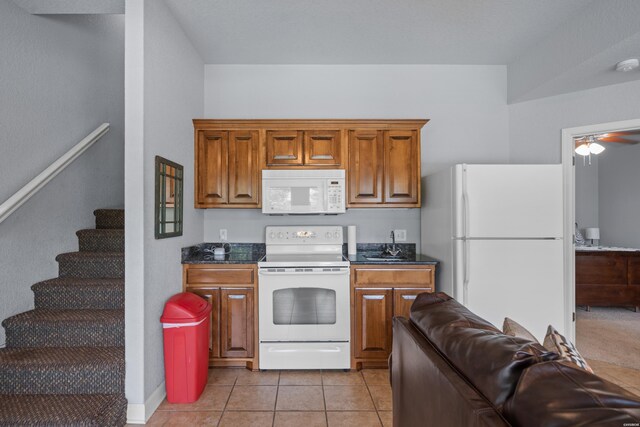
[161,292,211,323]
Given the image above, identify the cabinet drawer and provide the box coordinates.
[187,268,255,285]
[354,267,433,286]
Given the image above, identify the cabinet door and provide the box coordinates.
[196,131,228,206]
[188,288,220,358]
[384,130,419,205]
[228,130,260,205]
[393,288,428,319]
[220,288,254,358]
[304,130,341,166]
[348,130,384,205]
[266,130,303,166]
[354,288,393,359]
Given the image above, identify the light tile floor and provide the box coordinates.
[142,362,639,426]
[147,368,392,427]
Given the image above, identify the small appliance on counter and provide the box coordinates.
[258,225,350,369]
[261,169,345,214]
[200,243,230,260]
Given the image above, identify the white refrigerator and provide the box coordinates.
[421,164,564,340]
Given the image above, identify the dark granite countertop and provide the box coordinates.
[346,243,439,266]
[182,242,439,266]
[182,243,265,264]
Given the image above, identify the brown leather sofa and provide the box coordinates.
[391,292,640,427]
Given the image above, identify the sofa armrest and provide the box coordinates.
[392,317,509,427]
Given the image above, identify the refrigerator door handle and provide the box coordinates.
[463,239,470,305]
[462,165,469,239]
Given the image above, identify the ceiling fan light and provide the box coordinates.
[575,143,591,156]
[615,58,639,72]
[589,142,605,154]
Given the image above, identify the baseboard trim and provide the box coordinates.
[126,381,166,424]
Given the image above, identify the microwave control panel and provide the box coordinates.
[326,180,345,212]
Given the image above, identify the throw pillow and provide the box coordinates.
[543,325,593,373]
[503,317,539,344]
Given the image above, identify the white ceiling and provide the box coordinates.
[13,0,640,102]
[10,0,124,14]
[164,0,592,65]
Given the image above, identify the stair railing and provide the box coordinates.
[0,123,110,224]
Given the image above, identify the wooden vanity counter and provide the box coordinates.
[575,249,640,311]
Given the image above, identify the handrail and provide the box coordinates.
[0,123,110,224]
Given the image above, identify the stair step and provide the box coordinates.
[77,229,124,253]
[0,393,127,426]
[2,309,124,348]
[94,208,124,230]
[32,278,124,310]
[56,252,124,279]
[0,347,124,395]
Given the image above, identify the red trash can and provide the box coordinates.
[161,292,211,403]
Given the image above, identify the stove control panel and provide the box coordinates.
[265,226,343,244]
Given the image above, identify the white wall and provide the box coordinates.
[203,65,510,244]
[575,155,599,233]
[0,0,124,346]
[124,0,204,417]
[598,144,640,248]
[509,80,640,164]
[204,209,421,244]
[142,0,204,399]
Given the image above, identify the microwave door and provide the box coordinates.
[261,169,345,214]
[263,180,324,214]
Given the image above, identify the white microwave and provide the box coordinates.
[262,169,346,214]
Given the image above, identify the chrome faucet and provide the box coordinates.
[385,231,402,257]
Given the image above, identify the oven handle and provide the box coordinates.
[259,269,350,276]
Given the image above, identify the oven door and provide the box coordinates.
[258,267,350,342]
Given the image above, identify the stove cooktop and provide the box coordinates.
[258,253,350,268]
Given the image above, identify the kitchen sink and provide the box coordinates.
[365,256,408,262]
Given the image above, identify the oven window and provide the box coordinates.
[272,288,336,325]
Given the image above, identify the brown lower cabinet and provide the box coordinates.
[351,265,435,369]
[183,264,258,370]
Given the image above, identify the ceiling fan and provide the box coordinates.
[574,130,640,156]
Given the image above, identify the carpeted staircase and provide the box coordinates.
[0,209,126,426]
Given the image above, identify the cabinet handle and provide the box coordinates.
[364,295,384,300]
[273,155,297,160]
[401,295,418,300]
[310,155,333,159]
[228,295,246,300]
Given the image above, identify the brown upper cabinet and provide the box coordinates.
[195,128,260,208]
[384,130,420,205]
[265,129,342,167]
[193,119,427,209]
[348,129,421,207]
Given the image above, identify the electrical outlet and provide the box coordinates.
[219,229,228,241]
[394,229,407,242]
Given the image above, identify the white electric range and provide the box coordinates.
[258,226,350,370]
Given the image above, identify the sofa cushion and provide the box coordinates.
[503,317,539,344]
[410,292,558,410]
[543,325,593,373]
[503,361,640,427]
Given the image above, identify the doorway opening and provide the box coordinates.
[562,119,640,394]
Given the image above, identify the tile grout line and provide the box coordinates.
[215,375,237,427]
[361,371,385,426]
[272,371,280,427]
[321,370,329,426]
